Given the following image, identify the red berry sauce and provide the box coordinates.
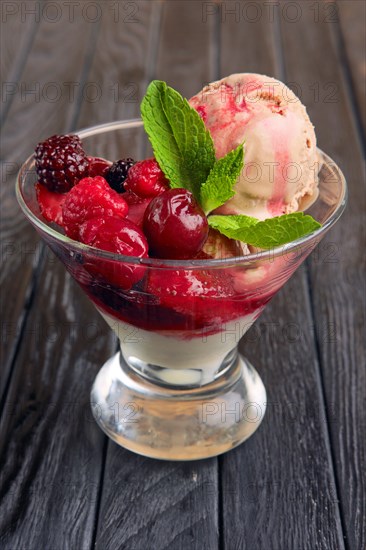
[33,141,274,339]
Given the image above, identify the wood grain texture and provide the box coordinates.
[226,273,344,549]
[0,5,109,550]
[0,1,364,549]
[0,0,40,123]
[219,3,345,548]
[219,0,279,76]
[155,0,215,96]
[0,7,99,402]
[96,450,218,550]
[93,3,220,549]
[337,0,366,134]
[78,1,157,127]
[280,4,366,549]
[0,254,114,549]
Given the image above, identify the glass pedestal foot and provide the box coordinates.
[91,351,267,460]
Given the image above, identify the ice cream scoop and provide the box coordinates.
[189,73,319,219]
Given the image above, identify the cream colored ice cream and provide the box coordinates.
[99,310,259,385]
[189,73,319,219]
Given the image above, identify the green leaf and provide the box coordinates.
[208,214,258,234]
[208,213,321,248]
[141,80,216,200]
[200,144,244,214]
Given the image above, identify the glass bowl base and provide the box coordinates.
[90,351,267,460]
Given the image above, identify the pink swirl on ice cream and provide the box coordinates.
[189,73,319,219]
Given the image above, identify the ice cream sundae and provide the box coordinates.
[17,73,346,459]
[31,74,323,384]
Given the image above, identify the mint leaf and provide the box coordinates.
[200,144,244,214]
[208,214,258,234]
[208,213,321,248]
[141,80,216,200]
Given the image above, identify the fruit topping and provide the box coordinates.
[147,268,234,304]
[80,216,148,255]
[141,81,321,247]
[145,267,241,327]
[62,176,128,240]
[124,158,169,198]
[80,216,148,289]
[124,191,153,228]
[35,134,89,193]
[35,183,66,225]
[88,156,112,178]
[105,158,135,193]
[143,188,208,259]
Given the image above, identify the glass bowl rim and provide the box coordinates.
[16,118,348,268]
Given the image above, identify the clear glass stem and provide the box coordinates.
[91,350,267,460]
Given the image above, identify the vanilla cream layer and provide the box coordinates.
[99,310,259,385]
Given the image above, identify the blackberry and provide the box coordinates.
[35,134,89,193]
[105,158,135,193]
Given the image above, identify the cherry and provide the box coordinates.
[143,188,209,259]
[80,216,148,289]
[124,158,169,198]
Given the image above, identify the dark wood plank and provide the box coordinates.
[0,6,99,402]
[78,0,158,127]
[220,0,279,76]
[1,2,363,550]
[219,2,345,548]
[92,3,220,550]
[225,273,344,549]
[0,0,40,122]
[0,5,111,549]
[0,254,114,549]
[96,451,218,550]
[280,4,366,549]
[337,0,366,134]
[154,0,217,96]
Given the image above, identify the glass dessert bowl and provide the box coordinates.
[16,119,347,460]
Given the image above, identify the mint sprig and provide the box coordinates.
[140,80,322,250]
[200,144,244,214]
[141,80,216,200]
[208,213,321,248]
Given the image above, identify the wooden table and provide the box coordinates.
[1,1,365,548]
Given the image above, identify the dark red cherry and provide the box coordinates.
[143,188,208,259]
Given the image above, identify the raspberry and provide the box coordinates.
[62,176,128,240]
[35,183,66,225]
[35,134,89,193]
[80,216,148,289]
[105,158,135,193]
[124,158,169,198]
